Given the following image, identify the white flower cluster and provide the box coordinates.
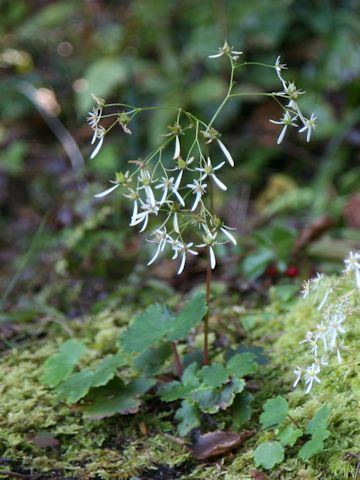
[87,108,237,274]
[270,56,316,144]
[294,252,360,394]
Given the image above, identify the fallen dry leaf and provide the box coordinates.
[250,469,270,479]
[28,432,59,448]
[186,429,257,459]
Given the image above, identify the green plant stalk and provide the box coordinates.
[203,178,214,366]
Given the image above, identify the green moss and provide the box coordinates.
[1,276,360,479]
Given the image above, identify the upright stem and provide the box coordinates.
[203,247,212,366]
[203,178,214,366]
[207,58,235,130]
[172,342,183,379]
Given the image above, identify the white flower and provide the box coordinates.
[87,106,102,132]
[130,200,159,232]
[311,273,323,303]
[186,179,207,211]
[344,251,360,271]
[217,139,234,167]
[90,126,105,159]
[123,188,140,223]
[269,111,298,144]
[328,313,346,349]
[344,251,360,288]
[208,41,243,60]
[304,363,321,394]
[196,157,227,191]
[275,56,287,85]
[301,280,311,299]
[147,228,168,265]
[138,168,156,206]
[300,332,319,357]
[155,177,185,207]
[298,113,316,142]
[197,229,223,270]
[171,241,198,275]
[293,366,302,388]
[315,321,328,351]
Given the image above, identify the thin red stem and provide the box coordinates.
[172,342,183,379]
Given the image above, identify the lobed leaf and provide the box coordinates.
[119,304,176,353]
[254,441,284,469]
[278,426,303,447]
[226,352,257,378]
[166,293,207,342]
[199,363,229,387]
[298,428,330,461]
[41,340,85,387]
[305,405,331,434]
[55,369,94,404]
[260,396,289,429]
[175,401,201,436]
[82,378,155,419]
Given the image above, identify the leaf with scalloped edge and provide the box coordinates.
[175,401,201,436]
[298,427,330,460]
[278,426,303,447]
[55,369,94,404]
[254,441,284,469]
[41,340,85,387]
[119,304,176,353]
[166,293,207,342]
[260,396,288,429]
[82,377,155,419]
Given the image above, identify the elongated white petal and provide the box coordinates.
[90,136,104,159]
[147,242,162,266]
[191,193,201,211]
[220,226,237,245]
[173,136,180,159]
[277,125,287,144]
[145,186,156,206]
[356,269,360,289]
[173,189,185,207]
[131,201,138,223]
[174,170,183,190]
[208,52,224,58]
[139,214,149,232]
[159,187,168,205]
[217,139,234,167]
[213,160,226,171]
[211,173,227,191]
[94,183,119,198]
[209,246,216,269]
[177,252,186,275]
[173,213,179,233]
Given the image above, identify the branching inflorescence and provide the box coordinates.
[294,252,360,394]
[87,42,316,275]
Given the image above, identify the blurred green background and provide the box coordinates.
[1,0,360,316]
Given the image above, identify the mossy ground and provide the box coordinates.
[1,278,360,480]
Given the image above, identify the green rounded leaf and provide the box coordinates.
[175,401,200,436]
[199,363,229,387]
[119,304,176,353]
[260,396,289,429]
[41,340,85,387]
[254,441,284,469]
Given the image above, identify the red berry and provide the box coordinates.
[286,265,299,277]
[266,264,278,277]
